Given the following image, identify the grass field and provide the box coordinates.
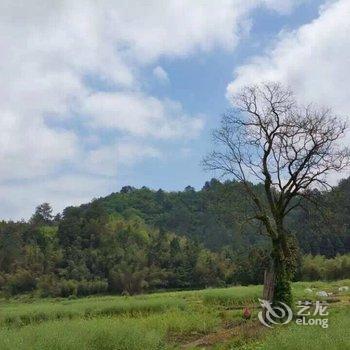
[0,280,348,349]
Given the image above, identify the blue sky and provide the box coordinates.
[1,0,349,219]
[116,0,324,191]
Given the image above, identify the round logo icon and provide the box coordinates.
[258,298,293,328]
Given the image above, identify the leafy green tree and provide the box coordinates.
[31,203,53,226]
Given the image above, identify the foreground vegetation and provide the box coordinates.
[0,280,348,349]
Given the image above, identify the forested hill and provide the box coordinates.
[0,177,349,297]
[93,178,350,257]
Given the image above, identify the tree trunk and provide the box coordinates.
[262,269,275,321]
[270,235,292,306]
[263,269,275,302]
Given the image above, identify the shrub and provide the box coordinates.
[6,269,36,295]
[0,273,6,290]
[301,254,350,281]
[77,279,108,296]
[58,279,78,297]
[109,267,149,295]
[37,274,61,297]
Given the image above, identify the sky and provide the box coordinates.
[1,0,350,220]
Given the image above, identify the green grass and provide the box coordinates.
[0,280,348,349]
[0,309,220,350]
[249,306,350,350]
[291,279,350,299]
[201,285,262,307]
[0,295,187,327]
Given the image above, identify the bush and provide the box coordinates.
[58,279,78,297]
[37,277,76,297]
[301,254,350,281]
[38,276,108,297]
[340,255,350,279]
[109,267,149,295]
[6,269,36,295]
[37,275,61,297]
[77,279,108,296]
[0,273,6,290]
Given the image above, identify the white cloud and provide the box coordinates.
[153,66,169,83]
[83,142,161,177]
[262,0,307,14]
[0,175,113,220]
[82,92,204,139]
[0,141,161,220]
[227,0,350,183]
[0,110,78,181]
[0,0,305,218]
[227,0,350,116]
[110,0,303,62]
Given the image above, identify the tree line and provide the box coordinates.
[0,177,349,297]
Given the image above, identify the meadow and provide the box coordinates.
[0,280,348,349]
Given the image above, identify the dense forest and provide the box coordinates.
[0,177,349,297]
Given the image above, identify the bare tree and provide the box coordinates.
[203,82,350,305]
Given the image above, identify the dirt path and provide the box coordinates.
[181,320,266,349]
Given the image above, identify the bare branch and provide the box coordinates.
[203,82,350,239]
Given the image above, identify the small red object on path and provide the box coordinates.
[243,307,251,319]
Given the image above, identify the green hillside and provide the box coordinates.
[0,178,349,298]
